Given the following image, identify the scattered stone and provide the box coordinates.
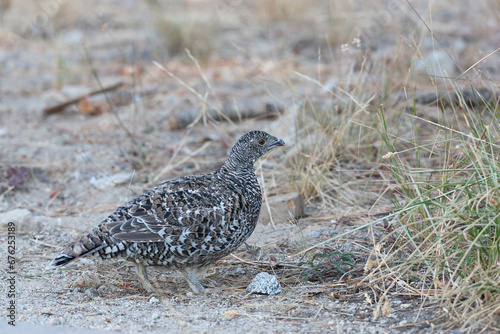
[84,287,98,297]
[413,50,457,76]
[47,317,61,326]
[308,231,321,238]
[97,285,120,295]
[0,208,40,232]
[259,192,305,225]
[149,296,160,304]
[246,272,281,295]
[73,272,102,289]
[79,258,95,266]
[89,172,135,190]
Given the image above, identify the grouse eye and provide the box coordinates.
[258,138,266,146]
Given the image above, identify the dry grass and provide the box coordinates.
[253,1,500,331]
[145,0,218,62]
[3,0,500,331]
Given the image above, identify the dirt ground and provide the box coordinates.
[1,1,499,333]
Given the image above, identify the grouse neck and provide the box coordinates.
[220,156,255,175]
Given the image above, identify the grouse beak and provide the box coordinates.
[272,138,285,148]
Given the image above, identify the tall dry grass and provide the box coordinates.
[274,1,500,330]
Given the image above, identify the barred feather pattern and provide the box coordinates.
[49,131,284,293]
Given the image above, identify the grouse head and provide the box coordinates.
[226,131,285,168]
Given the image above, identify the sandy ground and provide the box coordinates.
[1,0,499,333]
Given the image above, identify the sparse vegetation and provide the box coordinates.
[146,0,217,62]
[1,0,500,332]
[0,166,30,195]
[299,249,356,282]
[271,1,500,329]
[373,82,500,329]
[285,56,500,333]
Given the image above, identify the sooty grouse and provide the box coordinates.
[48,131,284,294]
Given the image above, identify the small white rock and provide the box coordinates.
[89,172,134,190]
[84,288,98,297]
[149,296,160,304]
[246,272,281,295]
[0,208,38,232]
[308,231,321,238]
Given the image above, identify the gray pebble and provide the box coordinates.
[47,317,61,326]
[79,258,94,265]
[89,172,135,190]
[308,231,321,238]
[97,285,119,295]
[246,272,281,295]
[413,50,457,76]
[85,288,98,297]
[149,296,160,304]
[0,208,40,232]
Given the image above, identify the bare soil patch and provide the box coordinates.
[1,1,499,333]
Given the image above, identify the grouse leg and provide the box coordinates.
[135,263,155,293]
[180,267,207,294]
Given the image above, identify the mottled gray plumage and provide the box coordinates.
[48,131,284,294]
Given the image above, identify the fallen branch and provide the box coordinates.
[42,79,124,116]
[169,97,284,129]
